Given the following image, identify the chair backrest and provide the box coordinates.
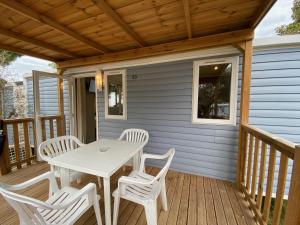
[38,135,84,161]
[118,129,149,146]
[0,185,51,225]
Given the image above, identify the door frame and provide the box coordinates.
[32,70,67,159]
[72,73,99,142]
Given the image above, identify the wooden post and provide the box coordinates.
[284,146,300,225]
[57,68,65,136]
[33,71,42,161]
[0,122,10,174]
[236,40,253,188]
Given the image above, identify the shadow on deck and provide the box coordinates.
[0,162,257,225]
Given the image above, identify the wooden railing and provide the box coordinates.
[40,115,64,141]
[0,118,37,174]
[238,124,300,225]
[0,115,65,175]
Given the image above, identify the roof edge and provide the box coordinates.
[254,34,300,50]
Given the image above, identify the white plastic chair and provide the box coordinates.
[118,129,149,170]
[38,136,85,184]
[0,171,102,225]
[112,148,175,225]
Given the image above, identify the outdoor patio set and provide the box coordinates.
[0,129,175,225]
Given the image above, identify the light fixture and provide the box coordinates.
[95,70,104,92]
[214,66,219,70]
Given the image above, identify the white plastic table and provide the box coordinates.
[48,138,143,225]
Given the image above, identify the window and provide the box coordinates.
[192,56,238,125]
[104,70,127,120]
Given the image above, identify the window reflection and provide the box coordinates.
[197,63,232,120]
[107,74,123,115]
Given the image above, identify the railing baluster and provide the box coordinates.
[49,119,54,138]
[240,129,248,185]
[251,137,260,198]
[12,123,21,169]
[257,142,267,210]
[262,146,276,223]
[41,118,46,141]
[23,121,31,165]
[246,134,254,191]
[272,153,288,225]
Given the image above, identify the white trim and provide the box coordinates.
[104,69,127,120]
[73,73,99,141]
[192,56,239,125]
[253,34,300,51]
[64,46,239,75]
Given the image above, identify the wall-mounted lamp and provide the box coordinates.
[95,70,104,92]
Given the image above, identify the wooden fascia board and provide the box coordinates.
[251,0,277,28]
[0,43,56,62]
[92,0,146,47]
[0,0,110,53]
[57,29,254,68]
[0,27,78,58]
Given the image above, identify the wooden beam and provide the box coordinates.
[92,0,146,47]
[182,0,192,39]
[0,43,56,61]
[239,40,253,124]
[233,42,245,53]
[57,29,254,68]
[236,39,253,188]
[0,27,79,58]
[57,68,65,136]
[251,0,277,28]
[0,0,110,53]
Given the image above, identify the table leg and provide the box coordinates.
[60,168,70,187]
[103,177,111,225]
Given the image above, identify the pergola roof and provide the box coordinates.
[0,0,276,68]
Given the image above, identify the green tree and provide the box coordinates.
[0,50,21,67]
[276,0,300,35]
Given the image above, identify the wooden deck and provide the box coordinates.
[0,162,257,225]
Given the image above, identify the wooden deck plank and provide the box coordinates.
[216,179,238,225]
[197,176,207,225]
[211,178,228,225]
[165,172,185,225]
[204,177,217,225]
[0,163,259,225]
[187,175,197,225]
[177,173,190,225]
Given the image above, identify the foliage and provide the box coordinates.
[276,0,300,35]
[0,50,21,67]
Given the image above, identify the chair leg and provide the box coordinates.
[160,180,168,211]
[144,200,157,225]
[93,199,103,225]
[97,177,102,189]
[113,195,120,225]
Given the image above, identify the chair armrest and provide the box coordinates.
[3,171,59,194]
[118,176,152,186]
[139,152,171,173]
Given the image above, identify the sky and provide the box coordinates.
[1,0,295,82]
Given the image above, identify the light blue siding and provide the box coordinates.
[98,59,240,181]
[96,46,300,184]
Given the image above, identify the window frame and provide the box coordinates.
[192,56,239,125]
[104,69,127,120]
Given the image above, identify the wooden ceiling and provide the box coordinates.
[0,0,276,68]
